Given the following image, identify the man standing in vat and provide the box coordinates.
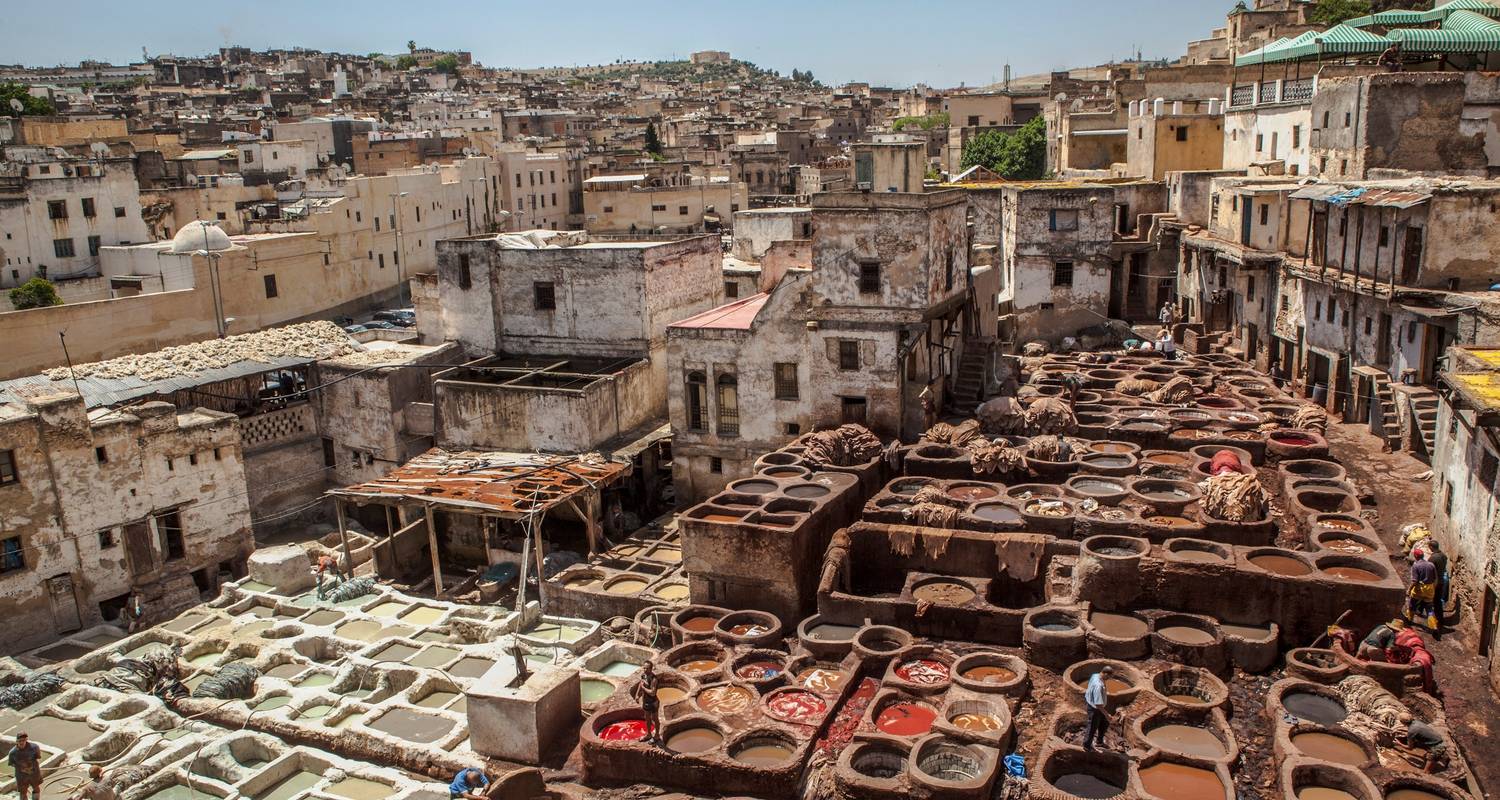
[633,661,662,744]
[1083,666,1115,752]
[8,732,42,800]
[448,767,489,800]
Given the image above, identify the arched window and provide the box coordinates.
[685,372,707,432]
[716,374,740,437]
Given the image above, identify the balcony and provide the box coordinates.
[1228,77,1318,109]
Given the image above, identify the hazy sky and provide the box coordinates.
[7,0,1229,88]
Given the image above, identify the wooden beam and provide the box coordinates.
[423,504,443,596]
[335,500,353,576]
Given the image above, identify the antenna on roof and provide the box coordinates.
[58,330,84,401]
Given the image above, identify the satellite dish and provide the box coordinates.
[8,99,23,112]
[90,141,110,155]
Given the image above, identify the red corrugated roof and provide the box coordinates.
[669,293,769,330]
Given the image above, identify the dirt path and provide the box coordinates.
[1324,421,1499,799]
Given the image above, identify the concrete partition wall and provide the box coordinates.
[467,663,580,764]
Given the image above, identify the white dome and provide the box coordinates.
[169,221,234,254]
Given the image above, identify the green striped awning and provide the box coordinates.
[1346,9,1429,28]
[1234,37,1291,66]
[1391,9,1500,52]
[1421,0,1500,22]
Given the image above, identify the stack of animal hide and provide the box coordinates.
[1291,403,1329,434]
[977,397,1028,436]
[923,419,983,447]
[968,439,1027,475]
[1117,378,1161,396]
[1149,376,1196,405]
[1201,471,1268,521]
[1025,397,1077,435]
[801,424,884,467]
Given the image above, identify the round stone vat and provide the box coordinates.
[729,729,799,768]
[1023,607,1087,671]
[1087,610,1152,660]
[1285,648,1350,684]
[715,610,783,647]
[1313,555,1390,585]
[1151,666,1230,712]
[1283,760,1381,800]
[1247,548,1315,577]
[951,652,1028,697]
[1151,613,1226,674]
[1063,659,1145,711]
[796,614,860,659]
[1164,538,1230,565]
[854,625,914,664]
[670,604,731,643]
[910,736,995,793]
[1129,478,1202,514]
[1066,475,1131,505]
[1036,746,1131,800]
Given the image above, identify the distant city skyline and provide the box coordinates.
[6,0,1229,88]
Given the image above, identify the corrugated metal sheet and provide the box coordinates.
[0,354,314,409]
[329,448,628,516]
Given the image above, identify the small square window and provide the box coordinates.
[189,453,198,466]
[114,206,126,218]
[1053,261,1074,287]
[0,450,17,485]
[784,422,802,436]
[47,200,67,220]
[774,362,799,400]
[724,281,739,299]
[98,529,116,549]
[81,198,96,217]
[1048,209,1079,232]
[858,260,881,294]
[263,274,278,298]
[709,457,723,474]
[533,281,556,310]
[94,446,108,464]
[53,238,75,258]
[838,340,860,371]
[0,536,24,574]
[1175,127,1188,142]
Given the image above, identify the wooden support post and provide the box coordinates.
[335,500,354,576]
[424,504,442,596]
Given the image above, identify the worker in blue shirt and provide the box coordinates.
[449,768,489,800]
[1083,666,1115,752]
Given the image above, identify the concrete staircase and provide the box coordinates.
[1410,388,1440,457]
[951,347,988,416]
[1372,374,1403,451]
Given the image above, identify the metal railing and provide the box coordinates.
[1230,84,1256,107]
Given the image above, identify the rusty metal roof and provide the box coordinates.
[329,448,628,515]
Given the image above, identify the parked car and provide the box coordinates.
[373,309,417,327]
[342,324,369,335]
[362,320,398,330]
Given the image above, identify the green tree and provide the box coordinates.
[395,55,418,70]
[0,83,55,117]
[9,277,62,310]
[644,121,664,156]
[1308,0,1372,24]
[893,112,950,132]
[960,117,1047,180]
[432,55,460,75]
[407,40,417,54]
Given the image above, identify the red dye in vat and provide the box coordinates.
[894,658,950,685]
[598,719,649,740]
[1272,432,1316,446]
[765,690,828,723]
[875,702,937,736]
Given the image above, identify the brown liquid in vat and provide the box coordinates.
[1251,554,1313,576]
[1139,762,1225,800]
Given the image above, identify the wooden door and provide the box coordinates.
[46,575,82,634]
